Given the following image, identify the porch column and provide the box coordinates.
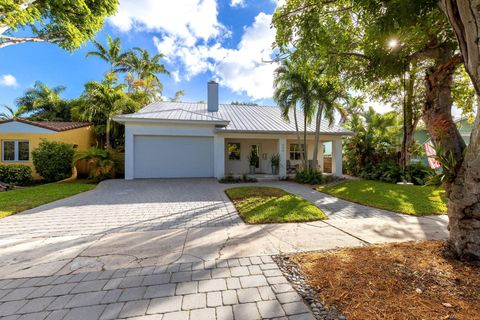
[124,126,134,180]
[278,137,287,176]
[214,135,225,179]
[332,138,343,176]
[318,140,324,172]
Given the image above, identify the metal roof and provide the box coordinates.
[115,101,352,135]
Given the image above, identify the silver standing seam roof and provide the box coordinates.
[114,101,352,135]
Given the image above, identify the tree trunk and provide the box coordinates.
[303,114,308,170]
[400,70,420,168]
[106,117,111,149]
[423,55,465,161]
[293,107,302,161]
[312,104,323,170]
[439,0,480,261]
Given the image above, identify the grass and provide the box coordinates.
[0,180,96,219]
[317,180,447,216]
[292,241,480,320]
[225,186,327,223]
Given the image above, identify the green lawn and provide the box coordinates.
[0,180,97,219]
[225,186,327,223]
[317,180,447,216]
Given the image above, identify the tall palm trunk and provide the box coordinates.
[312,104,324,170]
[105,117,111,149]
[303,113,308,170]
[293,107,303,163]
[439,0,480,261]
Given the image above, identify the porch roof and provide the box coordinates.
[115,101,353,136]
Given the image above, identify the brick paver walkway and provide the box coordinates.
[0,257,314,320]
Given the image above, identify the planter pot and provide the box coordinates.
[249,166,256,174]
[271,165,278,175]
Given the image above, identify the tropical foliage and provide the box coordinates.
[15,82,71,121]
[0,0,118,50]
[73,73,140,148]
[74,147,123,181]
[0,105,25,119]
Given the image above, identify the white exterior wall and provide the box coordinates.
[224,138,278,175]
[122,122,346,180]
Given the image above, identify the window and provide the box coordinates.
[289,144,304,160]
[227,143,241,160]
[2,140,29,162]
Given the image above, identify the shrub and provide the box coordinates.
[219,173,257,184]
[32,140,75,182]
[405,162,435,185]
[295,169,323,185]
[0,164,33,185]
[73,147,122,181]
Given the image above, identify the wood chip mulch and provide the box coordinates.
[291,241,480,320]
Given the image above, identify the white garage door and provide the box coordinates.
[134,135,214,178]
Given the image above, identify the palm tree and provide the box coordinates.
[310,79,347,168]
[273,60,315,169]
[0,105,26,119]
[125,48,169,81]
[171,90,185,102]
[15,82,70,121]
[125,72,163,101]
[77,73,140,148]
[86,36,130,73]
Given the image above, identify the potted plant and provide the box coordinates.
[248,150,259,174]
[270,153,280,175]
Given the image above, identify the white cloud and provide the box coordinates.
[215,12,277,99]
[153,12,277,99]
[0,74,18,87]
[109,0,226,46]
[112,1,278,100]
[230,0,246,7]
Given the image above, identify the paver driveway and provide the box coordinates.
[0,179,448,320]
[0,179,242,238]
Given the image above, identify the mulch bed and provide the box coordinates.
[287,241,480,320]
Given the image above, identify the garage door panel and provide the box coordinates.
[134,135,214,178]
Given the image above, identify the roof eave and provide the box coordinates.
[216,129,353,136]
[113,116,230,127]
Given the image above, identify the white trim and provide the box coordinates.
[1,139,30,162]
[113,116,229,126]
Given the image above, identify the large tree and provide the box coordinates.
[438,0,480,261]
[0,0,118,50]
[274,0,480,260]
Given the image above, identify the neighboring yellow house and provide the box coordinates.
[0,118,94,179]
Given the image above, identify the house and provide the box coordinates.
[113,81,352,180]
[414,117,473,168]
[0,118,94,178]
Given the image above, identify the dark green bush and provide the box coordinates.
[32,140,75,182]
[405,162,435,185]
[295,169,323,184]
[0,164,33,185]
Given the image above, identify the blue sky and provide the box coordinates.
[0,0,281,111]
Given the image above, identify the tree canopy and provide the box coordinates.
[0,0,118,50]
